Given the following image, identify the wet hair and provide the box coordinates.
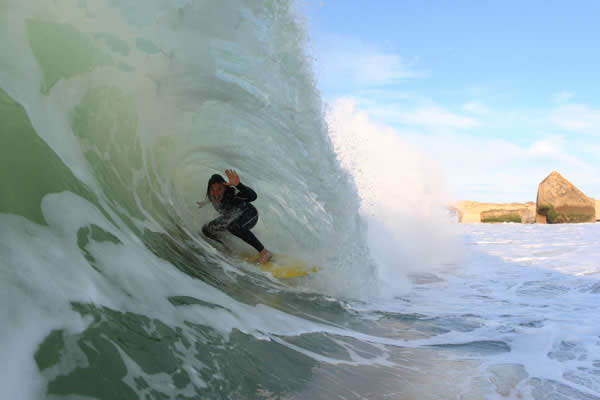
[206,174,226,202]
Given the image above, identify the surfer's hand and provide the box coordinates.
[197,200,209,208]
[224,169,240,186]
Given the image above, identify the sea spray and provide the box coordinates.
[326,98,461,296]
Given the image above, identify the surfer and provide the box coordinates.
[198,169,273,264]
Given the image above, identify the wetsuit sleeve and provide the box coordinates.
[235,182,257,202]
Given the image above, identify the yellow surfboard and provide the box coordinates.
[244,253,320,279]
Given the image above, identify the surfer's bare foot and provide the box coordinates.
[257,249,272,264]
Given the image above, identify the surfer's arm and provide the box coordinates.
[222,169,257,202]
[235,183,257,202]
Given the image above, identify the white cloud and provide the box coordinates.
[551,104,600,135]
[527,138,563,158]
[344,94,480,131]
[580,144,600,155]
[406,106,480,129]
[313,36,419,93]
[524,137,588,169]
[429,136,596,201]
[358,102,480,130]
[553,91,575,104]
[463,102,488,115]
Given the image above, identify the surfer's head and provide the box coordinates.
[207,174,226,203]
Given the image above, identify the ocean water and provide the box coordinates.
[2,1,600,399]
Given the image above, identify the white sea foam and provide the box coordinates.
[360,223,600,398]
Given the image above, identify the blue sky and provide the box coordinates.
[301,0,600,202]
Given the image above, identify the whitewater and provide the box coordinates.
[1,1,600,399]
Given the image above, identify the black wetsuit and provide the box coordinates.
[202,183,265,252]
